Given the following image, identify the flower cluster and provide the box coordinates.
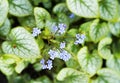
[48,49,58,60]
[40,41,71,70]
[59,49,71,61]
[32,28,41,37]
[40,59,53,70]
[74,34,86,45]
[59,42,71,61]
[53,23,67,35]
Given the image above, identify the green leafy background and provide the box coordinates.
[0,0,120,83]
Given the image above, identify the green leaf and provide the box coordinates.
[98,37,112,59]
[92,68,120,83]
[53,3,68,14]
[15,61,27,73]
[89,19,109,43]
[112,40,120,57]
[18,16,36,28]
[107,56,120,74]
[66,0,99,18]
[0,0,8,26]
[0,59,14,76]
[33,76,52,83]
[65,58,80,69]
[2,54,20,65]
[2,27,40,58]
[99,0,118,21]
[8,0,33,17]
[79,21,92,42]
[0,18,11,36]
[57,68,89,83]
[34,7,51,29]
[77,47,102,76]
[108,22,120,37]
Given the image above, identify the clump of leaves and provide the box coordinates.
[0,0,120,83]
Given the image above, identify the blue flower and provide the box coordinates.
[52,23,67,35]
[53,25,58,33]
[74,34,86,45]
[58,23,66,34]
[60,42,66,49]
[69,13,75,18]
[48,49,58,60]
[46,60,53,70]
[59,50,71,61]
[40,59,53,70]
[32,28,41,37]
[40,59,47,69]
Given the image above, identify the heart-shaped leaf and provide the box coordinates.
[34,7,51,29]
[66,0,99,18]
[8,0,33,17]
[108,22,120,37]
[0,0,8,26]
[53,3,68,14]
[99,0,118,21]
[89,19,109,43]
[92,68,120,83]
[0,59,14,76]
[77,47,102,76]
[57,68,89,83]
[107,56,120,73]
[98,37,112,59]
[2,27,40,58]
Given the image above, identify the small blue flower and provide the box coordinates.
[32,28,41,37]
[40,59,53,70]
[46,60,53,70]
[53,25,58,33]
[74,39,84,45]
[76,34,81,39]
[40,59,45,64]
[60,42,66,49]
[58,23,66,34]
[48,49,58,60]
[81,34,86,39]
[40,59,47,69]
[59,50,71,61]
[69,13,75,18]
[74,34,86,45]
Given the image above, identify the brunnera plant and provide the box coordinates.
[0,0,120,83]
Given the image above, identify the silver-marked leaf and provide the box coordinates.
[0,59,14,76]
[2,27,40,58]
[66,0,99,18]
[53,3,68,14]
[34,7,51,29]
[8,0,33,17]
[89,19,109,43]
[107,56,120,74]
[18,16,36,28]
[0,0,8,26]
[57,68,89,83]
[108,22,120,37]
[92,68,120,83]
[15,60,27,73]
[0,18,11,36]
[99,0,118,21]
[77,47,102,77]
[98,37,112,59]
